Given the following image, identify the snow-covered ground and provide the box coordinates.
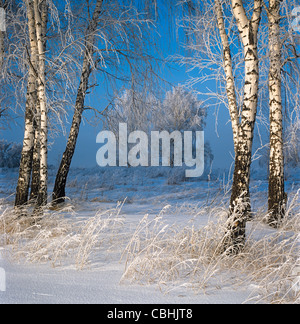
[0,167,299,304]
[1,248,254,304]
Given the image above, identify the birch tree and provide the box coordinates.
[52,0,159,204]
[224,0,262,253]
[33,0,48,208]
[215,0,240,153]
[178,0,262,253]
[15,0,48,209]
[15,0,38,207]
[52,0,104,204]
[15,0,82,208]
[264,0,286,227]
[264,0,300,227]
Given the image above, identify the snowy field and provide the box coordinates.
[0,167,299,304]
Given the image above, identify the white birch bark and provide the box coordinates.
[30,126,40,200]
[267,0,286,227]
[15,0,38,207]
[215,0,240,152]
[33,0,48,207]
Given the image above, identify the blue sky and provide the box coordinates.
[0,0,238,171]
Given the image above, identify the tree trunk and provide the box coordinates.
[15,0,38,207]
[52,0,103,204]
[223,0,262,254]
[267,0,286,228]
[15,86,35,207]
[215,0,239,153]
[34,0,48,208]
[30,127,40,200]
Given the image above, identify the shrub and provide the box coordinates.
[0,140,22,168]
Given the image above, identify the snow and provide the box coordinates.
[0,167,299,304]
[1,256,253,304]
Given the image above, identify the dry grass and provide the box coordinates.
[121,191,300,304]
[0,201,125,269]
[0,188,299,304]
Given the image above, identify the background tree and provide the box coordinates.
[105,85,207,135]
[156,85,206,133]
[104,85,208,168]
[0,140,22,168]
[104,89,154,135]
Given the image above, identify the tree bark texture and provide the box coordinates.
[30,128,41,200]
[267,0,286,227]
